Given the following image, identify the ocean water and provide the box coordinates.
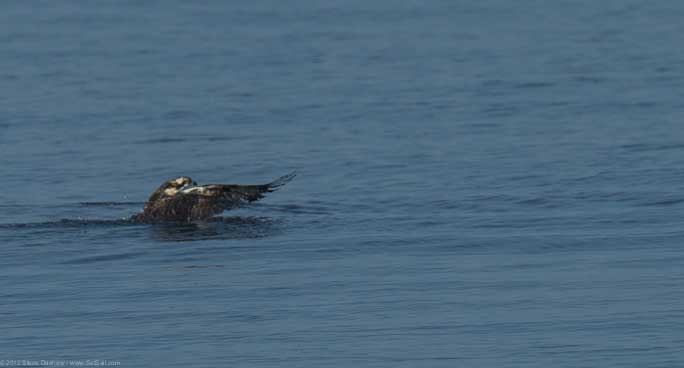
[2,1,684,367]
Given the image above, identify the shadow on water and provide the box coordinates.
[0,216,282,243]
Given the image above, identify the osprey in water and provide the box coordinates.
[133,172,295,223]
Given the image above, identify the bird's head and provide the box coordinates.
[146,176,197,202]
[144,176,199,208]
[161,176,197,196]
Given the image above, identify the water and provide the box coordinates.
[2,1,684,366]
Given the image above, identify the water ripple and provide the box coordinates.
[78,201,145,207]
[61,251,149,265]
[149,216,282,242]
[135,136,242,144]
[620,143,684,153]
[0,218,137,229]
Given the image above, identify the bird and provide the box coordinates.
[132,172,296,223]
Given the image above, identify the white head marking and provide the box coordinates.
[181,186,207,195]
[164,188,179,196]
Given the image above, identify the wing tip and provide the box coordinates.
[268,171,297,190]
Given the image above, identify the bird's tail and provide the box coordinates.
[267,171,297,190]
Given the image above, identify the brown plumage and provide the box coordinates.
[133,172,296,223]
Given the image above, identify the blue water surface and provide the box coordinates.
[2,1,684,367]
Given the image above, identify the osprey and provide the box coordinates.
[133,172,296,223]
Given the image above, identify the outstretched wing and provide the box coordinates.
[180,171,296,220]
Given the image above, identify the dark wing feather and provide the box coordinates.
[186,172,296,220]
[139,194,201,222]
